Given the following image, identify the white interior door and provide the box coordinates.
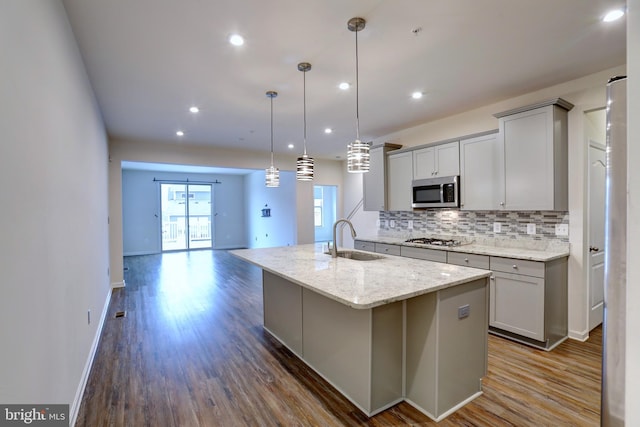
[588,141,606,330]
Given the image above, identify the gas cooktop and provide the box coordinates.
[404,237,464,247]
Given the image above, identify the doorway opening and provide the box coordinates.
[314,185,337,243]
[585,108,606,331]
[160,183,213,251]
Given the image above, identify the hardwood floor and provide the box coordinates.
[76,250,601,426]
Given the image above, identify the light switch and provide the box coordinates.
[407,220,413,230]
[389,220,395,228]
[493,222,502,233]
[527,223,536,235]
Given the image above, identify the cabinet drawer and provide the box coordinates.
[375,243,401,256]
[447,252,490,269]
[490,257,544,278]
[400,246,447,263]
[353,240,375,252]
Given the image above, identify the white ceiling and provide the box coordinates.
[62,0,626,162]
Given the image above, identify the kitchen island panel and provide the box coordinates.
[302,288,403,415]
[406,278,488,421]
[263,271,303,356]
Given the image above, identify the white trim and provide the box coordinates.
[69,289,112,426]
[405,391,483,422]
[569,329,590,342]
[111,280,126,289]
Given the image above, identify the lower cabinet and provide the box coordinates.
[354,240,569,351]
[488,256,568,350]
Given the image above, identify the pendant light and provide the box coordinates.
[346,17,370,173]
[265,90,280,187]
[296,62,314,181]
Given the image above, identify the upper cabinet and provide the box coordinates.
[495,98,573,211]
[387,151,414,211]
[461,99,573,211]
[363,143,402,211]
[413,141,460,180]
[460,132,503,210]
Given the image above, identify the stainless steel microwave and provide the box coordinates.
[412,175,459,208]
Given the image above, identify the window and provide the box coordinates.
[314,188,323,227]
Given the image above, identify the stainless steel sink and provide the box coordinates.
[325,250,385,261]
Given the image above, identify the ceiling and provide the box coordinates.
[62,0,626,162]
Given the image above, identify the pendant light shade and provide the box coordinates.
[265,90,280,187]
[296,62,314,181]
[347,17,370,173]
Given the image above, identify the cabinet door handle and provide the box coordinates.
[500,202,505,206]
[490,276,495,281]
[512,264,518,269]
[464,258,469,263]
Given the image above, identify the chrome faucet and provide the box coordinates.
[332,219,357,258]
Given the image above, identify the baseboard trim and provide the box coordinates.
[69,289,112,426]
[569,329,590,342]
[111,280,126,289]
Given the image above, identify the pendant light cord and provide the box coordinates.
[355,27,360,142]
[303,70,308,155]
[270,95,274,165]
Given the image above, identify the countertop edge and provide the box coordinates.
[355,237,569,262]
[230,248,491,310]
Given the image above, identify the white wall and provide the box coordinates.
[108,138,344,284]
[121,169,247,254]
[0,0,110,422]
[244,170,297,248]
[626,0,639,422]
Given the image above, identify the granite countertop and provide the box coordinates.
[356,235,569,262]
[230,244,490,310]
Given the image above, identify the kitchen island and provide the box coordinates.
[231,244,491,421]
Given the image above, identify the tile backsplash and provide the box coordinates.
[378,210,569,245]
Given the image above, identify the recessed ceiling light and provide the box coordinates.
[338,82,350,90]
[176,131,184,137]
[287,143,294,149]
[412,91,424,99]
[189,106,199,113]
[603,9,625,22]
[324,128,333,134]
[229,34,244,46]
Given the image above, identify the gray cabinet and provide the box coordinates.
[400,246,447,263]
[447,251,490,269]
[375,243,401,256]
[413,141,460,180]
[494,98,573,211]
[354,240,375,252]
[459,132,504,210]
[488,256,568,350]
[387,151,414,211]
[363,143,402,211]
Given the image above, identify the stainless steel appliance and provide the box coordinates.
[404,237,463,247]
[412,175,459,208]
[602,75,626,427]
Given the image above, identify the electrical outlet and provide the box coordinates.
[458,304,470,319]
[527,223,536,235]
[407,220,413,230]
[555,224,569,236]
[493,222,502,233]
[389,220,395,228]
